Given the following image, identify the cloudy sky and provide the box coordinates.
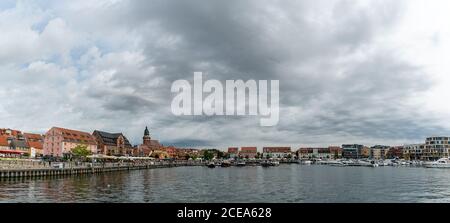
[1,0,450,149]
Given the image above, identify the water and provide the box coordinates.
[1,165,450,203]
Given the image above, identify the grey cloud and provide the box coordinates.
[1,0,448,147]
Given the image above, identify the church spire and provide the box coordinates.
[144,126,150,136]
[143,126,151,146]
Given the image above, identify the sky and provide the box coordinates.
[1,0,450,149]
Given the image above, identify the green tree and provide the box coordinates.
[203,150,214,160]
[71,145,92,161]
[217,151,225,159]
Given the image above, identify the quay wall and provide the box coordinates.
[0,162,203,179]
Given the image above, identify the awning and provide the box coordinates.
[0,150,27,154]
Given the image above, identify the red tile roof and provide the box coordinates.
[24,133,43,141]
[241,147,257,153]
[263,147,291,153]
[53,127,97,145]
[0,136,9,147]
[28,141,43,150]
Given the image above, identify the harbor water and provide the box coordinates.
[1,165,450,203]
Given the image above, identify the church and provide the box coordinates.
[136,126,168,158]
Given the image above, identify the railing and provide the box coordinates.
[0,159,206,170]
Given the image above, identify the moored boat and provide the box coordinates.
[236,161,246,167]
[270,161,280,166]
[423,158,450,168]
[261,160,271,167]
[207,162,216,168]
[221,161,231,167]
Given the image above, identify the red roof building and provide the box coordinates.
[240,147,257,158]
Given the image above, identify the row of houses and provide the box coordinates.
[227,147,293,159]
[1,127,201,160]
[226,136,450,161]
[0,129,44,158]
[2,126,449,161]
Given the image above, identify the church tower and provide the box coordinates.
[143,126,151,146]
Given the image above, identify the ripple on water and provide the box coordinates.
[1,166,450,203]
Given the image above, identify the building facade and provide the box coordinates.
[43,127,98,158]
[370,145,389,160]
[422,137,450,161]
[403,144,424,161]
[263,147,291,158]
[92,130,133,156]
[240,147,257,159]
[342,144,364,159]
[24,133,44,158]
[137,126,163,157]
[228,147,239,158]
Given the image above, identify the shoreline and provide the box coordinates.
[0,161,203,179]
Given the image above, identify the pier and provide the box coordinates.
[0,160,204,179]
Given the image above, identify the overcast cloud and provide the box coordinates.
[1,0,450,149]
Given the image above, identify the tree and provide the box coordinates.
[217,151,225,159]
[203,150,214,160]
[71,145,92,161]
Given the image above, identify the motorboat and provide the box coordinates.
[221,161,231,167]
[423,158,450,168]
[207,162,216,168]
[300,160,312,165]
[270,161,280,166]
[327,160,347,167]
[236,161,246,167]
[370,160,379,167]
[261,160,271,167]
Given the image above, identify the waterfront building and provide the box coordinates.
[263,147,291,159]
[298,148,326,159]
[403,144,424,161]
[24,133,44,158]
[329,146,343,159]
[370,145,389,160]
[228,147,239,158]
[240,147,257,159]
[0,136,9,150]
[0,136,27,157]
[165,146,177,158]
[298,147,342,160]
[10,138,30,155]
[0,128,22,137]
[92,130,134,156]
[298,148,313,159]
[137,126,163,157]
[422,137,450,161]
[387,146,404,159]
[342,144,364,159]
[43,127,98,158]
[174,148,200,160]
[360,146,370,158]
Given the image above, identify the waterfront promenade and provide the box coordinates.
[0,159,204,179]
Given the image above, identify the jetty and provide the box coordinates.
[0,160,204,179]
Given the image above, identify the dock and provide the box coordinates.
[0,161,203,179]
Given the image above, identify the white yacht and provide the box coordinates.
[423,158,450,168]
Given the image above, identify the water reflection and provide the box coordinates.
[1,165,450,203]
